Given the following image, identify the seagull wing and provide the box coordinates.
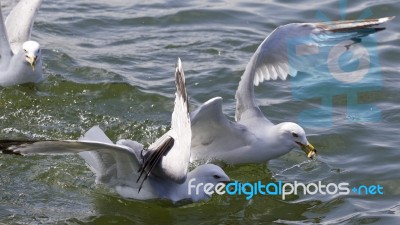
[235,16,395,121]
[0,2,12,65]
[2,126,143,187]
[138,58,191,186]
[190,96,254,161]
[5,0,43,53]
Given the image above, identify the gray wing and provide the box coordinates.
[4,126,143,187]
[190,97,254,160]
[78,126,144,185]
[0,2,12,65]
[5,0,43,53]
[138,58,191,185]
[235,16,395,121]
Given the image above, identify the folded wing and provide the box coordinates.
[190,97,254,160]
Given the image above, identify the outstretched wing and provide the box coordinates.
[138,58,191,186]
[5,0,43,53]
[190,97,255,161]
[1,126,143,187]
[0,2,12,66]
[78,126,144,185]
[235,16,395,121]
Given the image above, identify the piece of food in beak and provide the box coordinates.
[296,141,317,159]
[301,142,317,159]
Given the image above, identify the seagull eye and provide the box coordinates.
[213,175,221,179]
[24,49,27,53]
[292,132,298,138]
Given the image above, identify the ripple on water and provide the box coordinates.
[1,0,400,224]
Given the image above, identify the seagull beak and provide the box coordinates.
[26,55,37,71]
[296,141,317,159]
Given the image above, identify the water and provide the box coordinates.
[1,0,399,224]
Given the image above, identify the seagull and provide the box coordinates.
[1,59,230,203]
[0,0,43,87]
[190,17,394,164]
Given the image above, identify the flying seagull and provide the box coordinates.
[190,17,394,164]
[0,0,43,86]
[1,58,230,203]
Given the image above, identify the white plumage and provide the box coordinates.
[3,59,230,203]
[0,0,43,86]
[190,17,394,164]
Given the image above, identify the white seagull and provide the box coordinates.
[0,0,43,87]
[190,17,394,164]
[2,59,230,203]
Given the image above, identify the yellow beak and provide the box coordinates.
[26,55,36,71]
[300,142,317,159]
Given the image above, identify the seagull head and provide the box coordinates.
[278,122,317,159]
[22,41,41,71]
[187,164,230,201]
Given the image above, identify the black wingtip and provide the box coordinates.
[136,136,174,193]
[175,58,188,112]
[1,149,22,156]
[0,140,38,155]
